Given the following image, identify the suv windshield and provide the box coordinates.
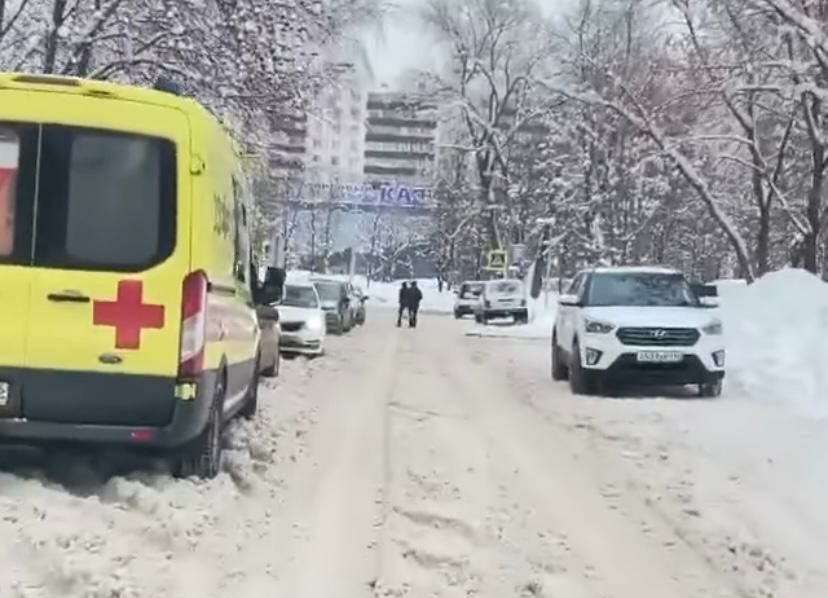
[586,272,698,307]
[282,285,318,308]
[313,281,341,302]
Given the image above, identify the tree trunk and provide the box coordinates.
[43,0,67,74]
[755,205,771,276]
[804,147,824,274]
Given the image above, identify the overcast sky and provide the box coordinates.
[364,0,558,90]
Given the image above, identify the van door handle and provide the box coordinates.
[47,290,91,303]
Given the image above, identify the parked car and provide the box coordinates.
[473,279,529,324]
[277,283,326,356]
[551,266,724,397]
[350,284,368,325]
[311,278,354,334]
[0,73,270,479]
[453,281,485,318]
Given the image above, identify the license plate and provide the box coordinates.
[0,382,8,407]
[636,351,682,363]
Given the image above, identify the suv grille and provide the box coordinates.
[281,321,303,332]
[616,327,700,347]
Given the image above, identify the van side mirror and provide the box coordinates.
[256,305,280,322]
[255,266,285,305]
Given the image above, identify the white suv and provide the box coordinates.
[551,267,725,396]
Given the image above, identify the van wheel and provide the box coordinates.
[172,374,225,479]
[261,351,279,378]
[240,361,260,419]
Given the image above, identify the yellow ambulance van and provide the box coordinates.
[0,73,277,478]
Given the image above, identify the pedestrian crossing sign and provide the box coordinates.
[486,249,507,271]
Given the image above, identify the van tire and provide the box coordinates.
[240,361,260,419]
[172,373,225,479]
[261,351,279,378]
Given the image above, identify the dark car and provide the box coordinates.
[311,278,354,334]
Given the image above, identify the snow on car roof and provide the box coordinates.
[589,265,680,275]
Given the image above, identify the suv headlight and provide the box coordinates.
[702,320,723,335]
[584,318,614,334]
[307,315,324,331]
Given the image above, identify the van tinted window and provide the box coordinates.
[0,129,20,257]
[35,126,176,271]
[0,124,37,265]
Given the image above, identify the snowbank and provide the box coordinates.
[722,268,828,418]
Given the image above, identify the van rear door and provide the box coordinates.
[5,93,192,426]
[0,124,35,393]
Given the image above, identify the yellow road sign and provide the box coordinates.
[485,249,507,271]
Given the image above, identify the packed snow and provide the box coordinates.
[2,267,826,597]
[719,268,828,418]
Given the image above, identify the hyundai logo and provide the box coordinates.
[652,329,667,339]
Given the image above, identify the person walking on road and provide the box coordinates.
[408,280,423,328]
[397,281,410,327]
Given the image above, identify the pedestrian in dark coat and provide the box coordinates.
[397,282,409,327]
[408,281,423,328]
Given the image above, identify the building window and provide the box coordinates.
[331,156,339,166]
[313,139,321,148]
[350,108,360,119]
[313,154,320,162]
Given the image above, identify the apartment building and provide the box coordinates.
[305,60,371,183]
[363,89,439,188]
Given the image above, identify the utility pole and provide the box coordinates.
[536,216,556,310]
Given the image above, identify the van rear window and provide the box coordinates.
[0,122,176,271]
[0,130,20,256]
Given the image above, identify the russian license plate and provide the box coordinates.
[0,382,8,407]
[636,351,682,363]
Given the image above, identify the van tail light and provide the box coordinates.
[178,270,208,380]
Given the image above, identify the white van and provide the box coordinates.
[473,279,529,324]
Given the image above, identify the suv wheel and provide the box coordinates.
[699,379,722,398]
[551,330,569,381]
[173,374,225,479]
[454,309,462,319]
[569,340,597,395]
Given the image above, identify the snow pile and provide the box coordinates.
[722,268,828,417]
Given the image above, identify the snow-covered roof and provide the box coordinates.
[588,265,680,275]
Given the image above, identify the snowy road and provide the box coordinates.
[0,312,824,597]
